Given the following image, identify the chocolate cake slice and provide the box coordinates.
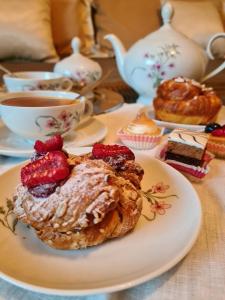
[165,129,209,166]
[161,128,214,182]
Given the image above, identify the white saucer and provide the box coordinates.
[140,105,225,131]
[0,118,107,157]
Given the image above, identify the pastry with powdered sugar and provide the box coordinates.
[13,136,144,249]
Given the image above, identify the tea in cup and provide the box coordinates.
[0,90,93,140]
[3,71,73,92]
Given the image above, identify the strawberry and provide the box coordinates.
[211,127,225,137]
[45,135,63,151]
[21,151,70,188]
[92,144,135,160]
[34,140,48,154]
[34,135,63,154]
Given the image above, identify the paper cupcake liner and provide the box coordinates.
[157,145,210,182]
[166,161,208,180]
[207,141,225,159]
[117,129,163,150]
[179,172,203,183]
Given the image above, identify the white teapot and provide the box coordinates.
[105,2,225,105]
[54,37,102,91]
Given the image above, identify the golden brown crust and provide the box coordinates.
[153,77,222,125]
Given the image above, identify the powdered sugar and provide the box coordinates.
[174,77,213,92]
[14,158,142,232]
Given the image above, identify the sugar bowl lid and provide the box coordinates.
[54,37,102,85]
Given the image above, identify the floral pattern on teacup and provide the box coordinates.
[35,110,80,136]
[22,82,68,91]
[38,82,63,90]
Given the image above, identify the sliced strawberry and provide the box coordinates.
[21,151,70,188]
[92,144,135,160]
[34,135,63,154]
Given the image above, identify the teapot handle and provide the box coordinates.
[201,33,225,82]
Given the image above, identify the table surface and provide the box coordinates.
[0,103,225,300]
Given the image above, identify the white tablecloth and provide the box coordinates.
[0,104,224,300]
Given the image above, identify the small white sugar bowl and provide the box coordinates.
[54,37,102,91]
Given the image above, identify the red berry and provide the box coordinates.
[211,127,225,137]
[45,135,63,152]
[28,183,58,198]
[92,144,135,160]
[34,140,48,154]
[34,135,63,154]
[21,151,70,188]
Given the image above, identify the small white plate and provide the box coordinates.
[0,118,107,157]
[140,105,225,131]
[0,150,202,296]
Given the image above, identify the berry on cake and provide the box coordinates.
[13,135,144,249]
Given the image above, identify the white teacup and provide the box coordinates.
[3,71,73,92]
[0,91,93,140]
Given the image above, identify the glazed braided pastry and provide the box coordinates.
[153,77,222,125]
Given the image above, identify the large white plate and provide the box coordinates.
[0,118,107,157]
[141,105,225,131]
[0,149,202,295]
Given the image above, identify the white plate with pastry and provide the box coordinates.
[143,77,224,131]
[141,105,225,131]
[0,118,107,157]
[0,148,201,295]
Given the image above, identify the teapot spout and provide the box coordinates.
[104,34,127,83]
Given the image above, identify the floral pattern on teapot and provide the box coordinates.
[132,44,180,88]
